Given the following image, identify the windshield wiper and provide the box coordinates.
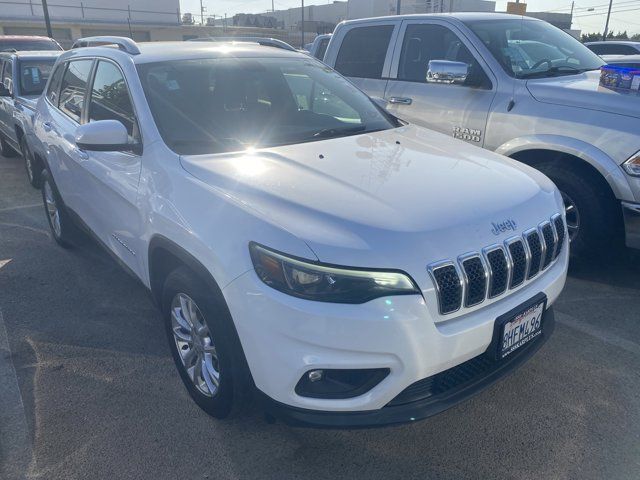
[311,125,367,139]
[518,65,588,79]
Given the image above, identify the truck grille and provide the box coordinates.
[429,215,566,315]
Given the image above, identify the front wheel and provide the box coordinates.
[537,163,621,257]
[41,169,80,248]
[20,136,41,188]
[162,266,252,419]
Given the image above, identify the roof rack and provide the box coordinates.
[71,36,141,55]
[1,48,18,53]
[188,36,296,52]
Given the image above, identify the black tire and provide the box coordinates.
[162,266,253,419]
[0,135,18,157]
[41,168,80,248]
[537,162,621,257]
[20,136,42,188]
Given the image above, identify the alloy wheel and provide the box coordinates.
[561,191,580,242]
[170,293,220,397]
[43,180,61,237]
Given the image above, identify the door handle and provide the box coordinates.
[388,97,413,105]
[42,122,52,132]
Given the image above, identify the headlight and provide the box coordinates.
[249,243,420,303]
[623,151,640,177]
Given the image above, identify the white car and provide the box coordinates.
[31,36,568,427]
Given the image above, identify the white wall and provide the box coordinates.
[0,0,180,25]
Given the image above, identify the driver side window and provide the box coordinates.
[398,24,491,88]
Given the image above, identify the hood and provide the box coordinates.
[526,70,640,120]
[180,125,561,272]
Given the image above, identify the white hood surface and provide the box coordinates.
[526,70,640,120]
[181,125,561,269]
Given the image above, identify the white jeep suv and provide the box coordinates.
[32,37,568,427]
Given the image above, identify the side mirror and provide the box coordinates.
[75,120,133,152]
[426,60,469,85]
[0,83,11,97]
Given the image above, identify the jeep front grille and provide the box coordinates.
[429,215,566,315]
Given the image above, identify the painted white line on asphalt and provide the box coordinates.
[557,314,640,356]
[0,204,42,213]
[0,308,32,480]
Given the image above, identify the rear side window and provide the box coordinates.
[2,60,13,92]
[58,59,93,122]
[334,25,394,79]
[88,60,139,141]
[589,44,639,55]
[316,38,330,60]
[46,63,65,105]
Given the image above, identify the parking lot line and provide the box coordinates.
[0,308,33,480]
[0,204,42,213]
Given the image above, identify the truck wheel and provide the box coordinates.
[162,266,252,419]
[20,136,41,188]
[0,136,17,157]
[537,162,620,257]
[41,169,80,248]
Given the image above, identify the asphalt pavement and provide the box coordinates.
[1,151,639,480]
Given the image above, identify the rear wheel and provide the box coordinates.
[20,136,41,188]
[537,162,621,257]
[162,266,252,418]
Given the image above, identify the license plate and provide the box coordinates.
[499,300,545,359]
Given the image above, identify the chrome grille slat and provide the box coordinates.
[429,215,566,315]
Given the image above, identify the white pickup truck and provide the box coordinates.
[324,13,640,256]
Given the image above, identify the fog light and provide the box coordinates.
[295,368,390,399]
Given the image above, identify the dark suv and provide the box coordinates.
[0,35,62,52]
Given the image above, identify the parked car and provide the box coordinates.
[32,36,567,427]
[305,34,332,60]
[0,35,62,52]
[0,50,62,186]
[585,40,640,56]
[324,13,640,256]
[601,54,640,70]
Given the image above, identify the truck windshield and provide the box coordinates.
[137,56,399,155]
[19,60,55,95]
[464,19,604,79]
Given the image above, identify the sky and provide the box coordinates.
[179,0,640,35]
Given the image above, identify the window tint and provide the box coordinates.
[89,61,139,141]
[46,63,65,105]
[398,24,489,87]
[58,60,93,122]
[335,25,394,79]
[589,44,639,55]
[316,38,330,60]
[2,60,13,92]
[19,60,55,96]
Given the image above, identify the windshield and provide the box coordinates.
[464,19,604,79]
[137,57,398,155]
[0,39,61,51]
[19,59,55,95]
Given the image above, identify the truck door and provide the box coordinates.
[384,20,497,147]
[327,20,401,100]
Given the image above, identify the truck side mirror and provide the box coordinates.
[0,83,11,97]
[426,60,469,85]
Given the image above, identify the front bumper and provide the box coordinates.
[260,306,555,428]
[222,248,566,419]
[622,202,640,249]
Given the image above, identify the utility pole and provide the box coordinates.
[200,0,206,26]
[301,0,304,49]
[272,0,275,12]
[41,0,53,38]
[396,0,401,15]
[603,0,613,41]
[569,1,574,29]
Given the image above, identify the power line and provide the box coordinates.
[575,6,640,17]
